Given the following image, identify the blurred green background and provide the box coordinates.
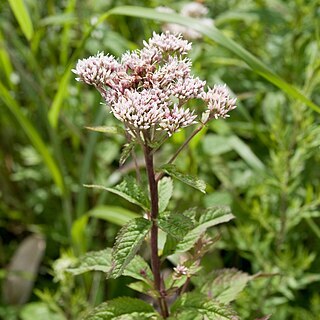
[1,0,320,319]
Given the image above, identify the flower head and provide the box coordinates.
[143,31,192,56]
[74,32,236,143]
[200,84,237,120]
[173,264,189,278]
[72,52,121,87]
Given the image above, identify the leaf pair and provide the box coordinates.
[162,206,235,256]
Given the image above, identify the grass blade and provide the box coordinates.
[0,82,65,193]
[0,30,14,87]
[48,69,71,128]
[8,0,34,41]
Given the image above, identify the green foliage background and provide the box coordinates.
[1,0,320,319]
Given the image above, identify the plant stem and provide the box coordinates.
[156,124,204,182]
[143,144,169,318]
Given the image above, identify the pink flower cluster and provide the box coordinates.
[73,32,236,140]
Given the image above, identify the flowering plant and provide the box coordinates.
[69,32,245,319]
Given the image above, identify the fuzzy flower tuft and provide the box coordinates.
[74,32,236,142]
[72,52,121,87]
[200,84,237,120]
[143,31,192,56]
[173,264,189,278]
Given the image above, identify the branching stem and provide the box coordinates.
[156,123,204,182]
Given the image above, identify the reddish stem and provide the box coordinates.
[143,144,169,318]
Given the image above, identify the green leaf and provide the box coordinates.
[83,297,159,320]
[162,234,179,258]
[228,135,265,170]
[85,126,124,135]
[200,268,252,304]
[176,207,234,253]
[170,292,239,320]
[20,302,65,320]
[109,218,151,278]
[85,176,150,211]
[0,30,14,87]
[105,7,320,114]
[71,215,89,254]
[8,0,34,41]
[120,141,136,166]
[158,177,173,212]
[161,164,206,193]
[127,281,157,297]
[202,134,233,156]
[158,212,194,240]
[48,70,71,128]
[68,248,112,275]
[89,205,139,226]
[202,134,265,171]
[68,249,152,284]
[198,206,235,225]
[123,255,153,283]
[0,83,65,193]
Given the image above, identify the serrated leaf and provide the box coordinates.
[182,207,199,223]
[83,297,159,320]
[162,234,179,257]
[85,126,124,134]
[67,248,112,275]
[170,292,239,320]
[175,207,234,253]
[161,164,206,193]
[109,218,151,278]
[200,268,252,304]
[68,249,152,284]
[158,212,194,240]
[85,176,150,211]
[89,205,139,226]
[198,206,235,226]
[120,141,136,166]
[158,177,173,212]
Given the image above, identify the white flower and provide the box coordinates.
[159,104,197,136]
[200,84,237,120]
[111,89,167,131]
[173,264,189,277]
[72,52,121,87]
[143,31,192,56]
[181,2,209,18]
